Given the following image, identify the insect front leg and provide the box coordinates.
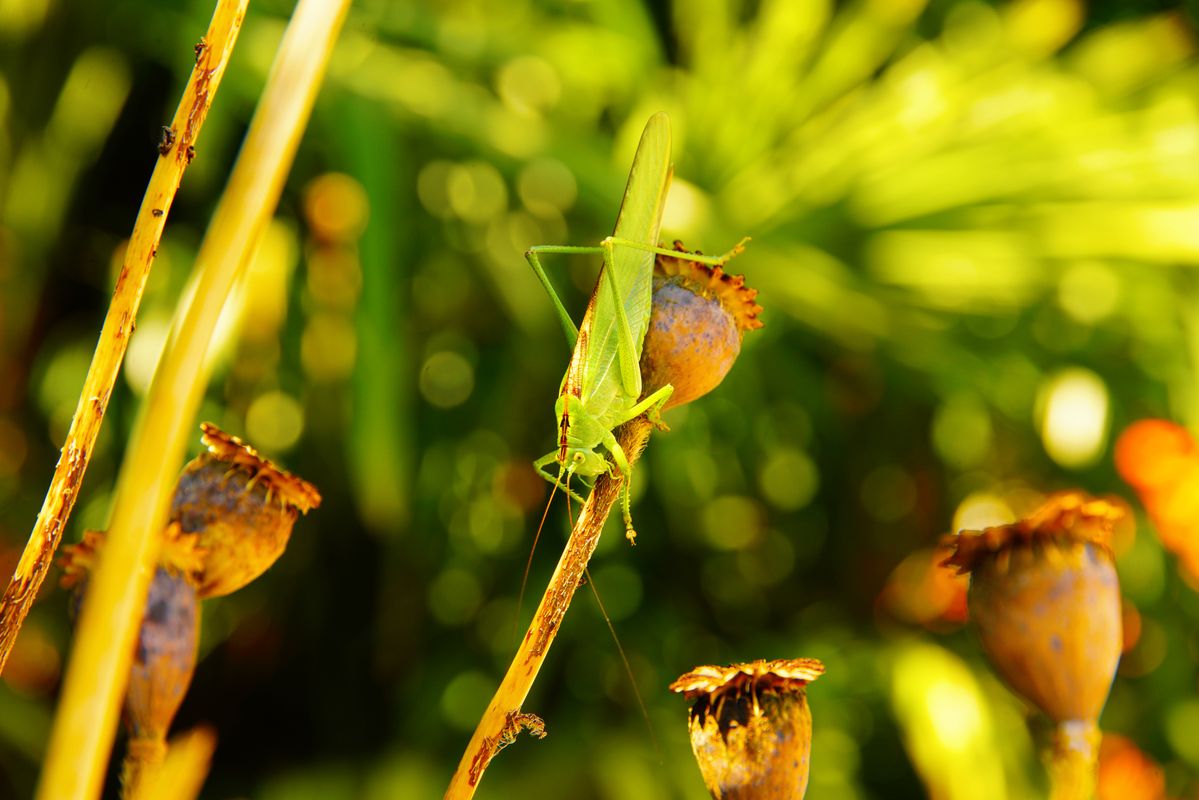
[600,432,638,545]
[533,451,589,505]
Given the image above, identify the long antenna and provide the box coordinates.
[585,567,661,761]
[513,462,566,643]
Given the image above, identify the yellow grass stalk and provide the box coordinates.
[129,726,218,800]
[0,0,248,675]
[35,1,351,797]
[444,418,653,800]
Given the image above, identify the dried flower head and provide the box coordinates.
[640,241,762,411]
[171,423,320,598]
[670,659,824,800]
[944,491,1122,724]
[124,565,200,751]
[60,530,201,793]
[943,491,1122,576]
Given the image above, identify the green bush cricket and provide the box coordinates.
[525,112,747,543]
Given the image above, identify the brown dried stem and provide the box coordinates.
[0,0,248,675]
[444,418,653,800]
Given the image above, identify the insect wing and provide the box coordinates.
[582,113,673,412]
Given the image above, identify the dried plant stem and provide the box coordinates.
[1047,721,1100,800]
[444,418,653,800]
[0,0,248,676]
[35,2,350,798]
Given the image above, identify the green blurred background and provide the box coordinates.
[2,0,1199,797]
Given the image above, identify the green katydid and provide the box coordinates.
[524,112,746,543]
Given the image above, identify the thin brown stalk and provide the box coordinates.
[35,2,350,798]
[0,0,248,675]
[444,418,653,800]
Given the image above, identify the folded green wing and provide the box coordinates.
[581,113,672,418]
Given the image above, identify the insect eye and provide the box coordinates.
[572,452,585,463]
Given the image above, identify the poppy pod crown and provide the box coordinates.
[671,659,824,800]
[171,423,321,598]
[943,492,1122,575]
[641,242,763,412]
[944,492,1123,725]
[653,241,763,333]
[197,423,322,512]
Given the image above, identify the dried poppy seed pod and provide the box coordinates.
[121,563,201,793]
[59,527,204,797]
[670,658,824,800]
[640,241,762,411]
[171,423,321,598]
[944,492,1123,799]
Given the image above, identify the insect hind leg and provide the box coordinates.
[620,384,674,432]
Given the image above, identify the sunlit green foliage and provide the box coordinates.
[1,0,1198,797]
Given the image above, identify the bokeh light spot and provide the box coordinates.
[1165,699,1199,766]
[736,529,796,587]
[440,670,493,731]
[497,55,560,115]
[700,495,763,550]
[447,161,508,224]
[1038,367,1109,468]
[304,172,369,242]
[428,568,483,627]
[301,312,357,381]
[758,447,819,511]
[417,160,454,219]
[419,351,475,409]
[932,394,993,469]
[952,492,1016,533]
[245,391,305,453]
[517,158,576,217]
[1057,262,1120,324]
[660,178,708,235]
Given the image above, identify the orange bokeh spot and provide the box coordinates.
[881,546,968,628]
[1115,419,1195,491]
[1116,419,1199,583]
[1098,734,1165,800]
